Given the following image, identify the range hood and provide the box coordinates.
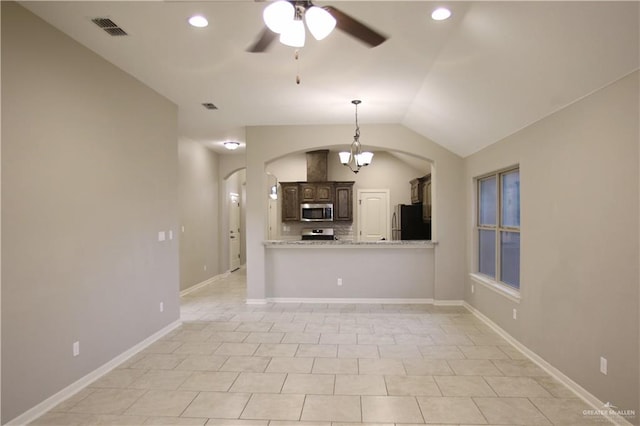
[306,150,329,182]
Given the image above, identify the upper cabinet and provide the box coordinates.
[281,182,300,222]
[410,174,432,222]
[334,182,355,221]
[422,175,432,222]
[410,178,422,204]
[300,182,334,203]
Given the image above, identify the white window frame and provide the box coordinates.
[470,166,521,302]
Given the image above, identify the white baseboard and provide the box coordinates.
[180,272,230,297]
[6,320,181,426]
[463,302,633,426]
[433,299,464,306]
[248,298,467,305]
[265,297,436,304]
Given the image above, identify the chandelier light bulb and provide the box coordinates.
[338,151,351,165]
[263,0,295,34]
[359,151,374,166]
[305,6,336,40]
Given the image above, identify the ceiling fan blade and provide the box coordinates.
[324,6,387,47]
[247,27,277,52]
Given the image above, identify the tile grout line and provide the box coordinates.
[526,396,558,425]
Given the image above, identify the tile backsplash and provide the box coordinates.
[279,222,355,241]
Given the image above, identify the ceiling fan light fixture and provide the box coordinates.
[280,18,305,47]
[305,6,336,40]
[431,7,452,21]
[263,0,294,34]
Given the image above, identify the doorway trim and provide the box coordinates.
[229,192,241,272]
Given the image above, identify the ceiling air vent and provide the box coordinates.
[91,17,128,36]
[202,103,218,110]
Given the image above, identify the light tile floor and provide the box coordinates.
[32,269,610,425]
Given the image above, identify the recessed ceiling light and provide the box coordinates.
[188,15,208,28]
[431,7,451,21]
[224,141,240,150]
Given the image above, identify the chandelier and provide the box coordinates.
[263,1,337,48]
[339,100,373,174]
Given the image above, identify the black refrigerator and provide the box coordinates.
[391,204,431,240]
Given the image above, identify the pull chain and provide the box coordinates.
[295,49,301,85]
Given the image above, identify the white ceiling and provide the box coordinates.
[21,1,639,157]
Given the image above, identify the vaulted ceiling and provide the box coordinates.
[21,1,639,157]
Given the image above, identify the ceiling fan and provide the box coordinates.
[247,0,388,52]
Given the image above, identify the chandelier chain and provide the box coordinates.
[353,99,361,140]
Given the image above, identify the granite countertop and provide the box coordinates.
[263,239,437,247]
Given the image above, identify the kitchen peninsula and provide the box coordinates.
[263,239,436,301]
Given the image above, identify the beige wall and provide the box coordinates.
[465,71,639,415]
[246,124,465,302]
[1,3,179,422]
[179,138,221,289]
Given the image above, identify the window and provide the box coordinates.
[477,168,520,289]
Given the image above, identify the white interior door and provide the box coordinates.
[357,189,390,241]
[229,193,241,271]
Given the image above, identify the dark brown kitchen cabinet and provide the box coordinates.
[280,183,300,222]
[410,174,432,222]
[410,178,422,204]
[300,183,334,203]
[422,175,432,222]
[334,182,355,221]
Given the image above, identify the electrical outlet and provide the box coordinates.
[158,231,166,242]
[337,278,343,286]
[73,341,80,357]
[181,225,185,233]
[471,284,475,294]
[600,356,607,375]
[160,302,164,312]
[204,265,207,271]
[512,308,517,320]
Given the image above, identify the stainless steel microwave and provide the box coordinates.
[300,203,333,222]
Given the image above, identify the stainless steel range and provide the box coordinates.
[301,228,336,241]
